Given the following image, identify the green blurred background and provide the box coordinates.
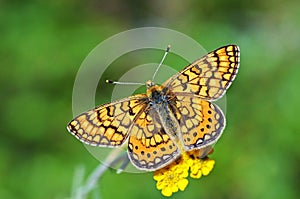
[1,0,300,198]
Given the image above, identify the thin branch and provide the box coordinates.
[72,148,126,199]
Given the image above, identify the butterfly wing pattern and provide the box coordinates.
[163,45,240,100]
[127,107,180,170]
[67,95,182,171]
[67,94,148,147]
[67,45,240,171]
[172,95,225,151]
[163,45,240,150]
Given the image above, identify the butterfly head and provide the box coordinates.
[146,80,155,89]
[146,80,165,99]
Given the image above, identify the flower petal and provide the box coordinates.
[161,186,173,197]
[178,178,189,191]
[190,170,202,179]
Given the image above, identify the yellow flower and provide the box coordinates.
[189,157,215,179]
[153,147,216,196]
[153,159,189,197]
[184,149,215,179]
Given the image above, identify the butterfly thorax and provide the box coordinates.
[145,80,182,146]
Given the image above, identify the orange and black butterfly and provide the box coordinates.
[67,45,240,171]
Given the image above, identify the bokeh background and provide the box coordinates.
[1,0,299,198]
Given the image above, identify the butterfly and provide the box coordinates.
[67,45,240,171]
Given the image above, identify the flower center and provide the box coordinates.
[167,173,175,181]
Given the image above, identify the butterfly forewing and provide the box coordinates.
[67,94,148,147]
[163,45,240,100]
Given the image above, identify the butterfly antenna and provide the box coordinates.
[152,45,171,81]
[106,79,145,86]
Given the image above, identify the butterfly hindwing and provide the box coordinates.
[172,94,225,150]
[127,108,180,171]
